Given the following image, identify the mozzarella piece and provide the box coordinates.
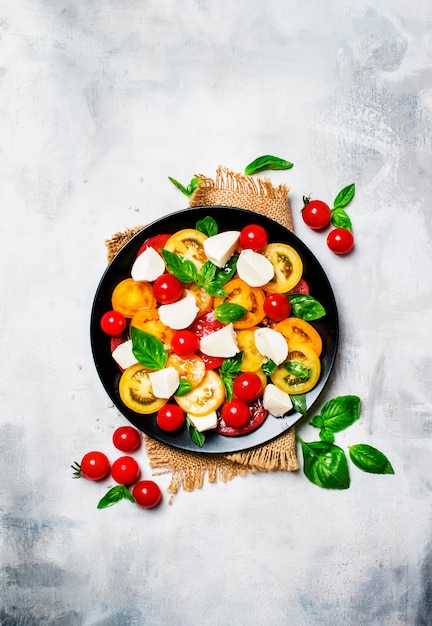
[131,246,165,282]
[148,366,179,399]
[254,327,288,365]
[203,230,240,268]
[187,411,218,432]
[263,384,293,417]
[112,339,139,370]
[158,294,199,329]
[199,323,239,358]
[236,249,274,287]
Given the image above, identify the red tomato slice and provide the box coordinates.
[288,278,310,295]
[137,234,171,257]
[197,351,225,370]
[215,398,268,437]
[189,311,225,340]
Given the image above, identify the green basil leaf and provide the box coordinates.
[175,379,193,397]
[214,255,238,284]
[319,427,335,443]
[214,303,248,324]
[290,393,307,417]
[297,437,350,490]
[220,352,244,375]
[131,326,168,370]
[198,260,217,285]
[186,417,206,448]
[196,216,218,237]
[287,294,326,321]
[319,395,361,434]
[187,177,201,195]
[262,359,277,376]
[221,373,234,402]
[348,444,394,474]
[245,155,294,176]
[168,176,200,198]
[333,183,355,209]
[331,208,353,231]
[205,283,228,298]
[284,360,311,379]
[161,249,198,283]
[97,485,136,509]
[310,415,323,428]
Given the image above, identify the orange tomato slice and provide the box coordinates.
[119,363,167,414]
[130,308,175,349]
[273,317,322,356]
[214,278,265,329]
[167,353,206,388]
[262,243,303,294]
[164,229,208,270]
[174,370,225,416]
[111,278,156,318]
[236,327,264,372]
[183,285,214,318]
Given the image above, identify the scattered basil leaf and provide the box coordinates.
[168,176,201,197]
[97,485,136,509]
[319,427,335,443]
[310,395,360,437]
[297,436,350,490]
[333,183,355,209]
[287,294,326,321]
[331,207,353,231]
[131,326,168,370]
[220,352,244,401]
[290,393,307,417]
[196,216,218,237]
[175,379,193,397]
[348,444,394,475]
[245,155,294,176]
[186,417,206,448]
[214,303,248,324]
[161,249,198,283]
[262,359,277,376]
[284,360,311,380]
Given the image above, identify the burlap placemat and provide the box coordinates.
[105,166,299,499]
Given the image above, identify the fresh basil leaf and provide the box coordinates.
[198,260,217,285]
[186,417,206,448]
[310,415,324,428]
[131,326,168,370]
[214,255,238,284]
[318,395,360,434]
[221,373,234,402]
[348,444,394,474]
[187,177,201,195]
[297,437,350,490]
[205,283,228,298]
[331,207,353,231]
[175,379,193,397]
[168,176,200,198]
[161,249,198,283]
[214,303,247,324]
[262,359,277,376]
[220,352,244,375]
[319,427,335,443]
[284,360,311,379]
[245,155,294,176]
[333,183,355,209]
[196,216,218,237]
[97,485,135,509]
[288,294,326,321]
[290,393,307,417]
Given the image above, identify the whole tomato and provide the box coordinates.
[133,480,162,508]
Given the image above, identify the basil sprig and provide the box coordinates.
[131,326,168,370]
[309,395,360,443]
[97,485,136,509]
[168,175,201,197]
[245,155,294,176]
[348,444,394,474]
[219,352,244,401]
[196,256,238,298]
[186,416,205,448]
[161,249,198,283]
[196,216,218,237]
[331,183,355,231]
[297,437,350,490]
[214,303,247,324]
[287,294,326,321]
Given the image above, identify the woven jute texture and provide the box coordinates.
[105,166,298,500]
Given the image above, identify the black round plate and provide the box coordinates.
[90,206,339,454]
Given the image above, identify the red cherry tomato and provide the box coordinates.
[137,234,171,257]
[301,200,331,230]
[263,294,291,321]
[327,228,354,254]
[153,273,183,304]
[171,330,199,357]
[112,426,141,452]
[100,310,127,336]
[79,451,110,481]
[197,351,225,370]
[110,456,141,485]
[216,398,268,436]
[132,480,162,508]
[190,311,225,339]
[156,404,185,432]
[239,224,268,251]
[221,399,251,428]
[233,373,263,402]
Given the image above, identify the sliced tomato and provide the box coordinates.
[270,343,321,395]
[236,327,264,372]
[215,398,268,437]
[174,370,225,416]
[183,285,214,318]
[137,234,171,257]
[119,363,167,414]
[288,278,309,295]
[130,308,175,349]
[190,311,225,339]
[197,351,225,370]
[262,243,303,294]
[273,317,322,356]
[167,353,206,387]
[164,228,208,270]
[214,278,266,329]
[111,278,156,318]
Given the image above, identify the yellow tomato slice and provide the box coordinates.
[183,285,214,318]
[167,353,206,388]
[119,363,167,414]
[174,370,225,416]
[111,278,156,318]
[130,308,175,349]
[273,317,322,356]
[214,278,266,329]
[164,229,208,270]
[236,328,264,372]
[262,243,303,294]
[270,343,321,395]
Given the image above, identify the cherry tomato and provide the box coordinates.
[137,234,171,257]
[132,480,162,509]
[327,228,354,254]
[111,456,141,485]
[301,199,331,230]
[190,311,224,339]
[171,330,200,357]
[239,224,268,251]
[216,398,268,436]
[221,399,251,428]
[79,451,110,481]
[100,310,127,336]
[112,426,141,452]
[156,404,185,432]
[233,372,263,402]
[263,293,291,321]
[153,273,183,304]
[197,351,225,370]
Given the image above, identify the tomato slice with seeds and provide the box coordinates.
[213,278,266,329]
[174,370,225,416]
[119,363,167,414]
[164,228,208,270]
[130,308,175,349]
[183,285,214,318]
[236,328,264,372]
[215,398,268,437]
[190,311,225,339]
[111,278,156,318]
[166,353,206,387]
[270,343,321,395]
[262,243,303,294]
[273,317,322,356]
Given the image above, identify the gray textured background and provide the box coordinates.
[1,1,432,625]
